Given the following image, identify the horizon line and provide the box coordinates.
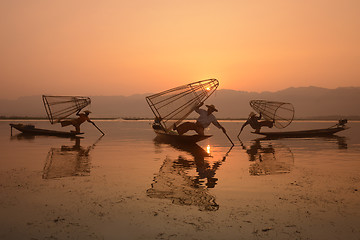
[2,85,360,100]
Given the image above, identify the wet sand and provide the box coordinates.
[1,160,359,240]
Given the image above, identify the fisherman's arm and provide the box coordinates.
[239,120,249,134]
[194,102,204,113]
[212,119,226,133]
[86,116,93,123]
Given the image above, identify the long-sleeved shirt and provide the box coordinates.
[195,108,222,129]
[72,113,91,125]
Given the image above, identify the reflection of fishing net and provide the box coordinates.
[146,79,219,132]
[146,157,219,211]
[250,100,294,129]
[248,142,294,176]
[42,147,91,179]
[42,95,91,124]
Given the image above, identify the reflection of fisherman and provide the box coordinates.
[174,102,226,136]
[238,112,274,135]
[43,137,94,179]
[60,138,92,158]
[60,110,93,133]
[240,139,275,162]
[242,140,262,162]
[195,159,222,188]
[61,137,83,151]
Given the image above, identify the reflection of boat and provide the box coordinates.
[154,135,210,157]
[147,157,219,211]
[146,79,219,143]
[240,139,294,175]
[154,137,221,188]
[253,120,349,138]
[10,123,83,137]
[330,135,348,149]
[155,137,233,185]
[149,137,234,210]
[42,136,102,179]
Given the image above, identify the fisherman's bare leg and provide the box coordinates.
[71,124,81,133]
[194,122,205,136]
[176,122,197,135]
[60,120,72,127]
[255,121,274,133]
[194,126,205,136]
[260,121,274,128]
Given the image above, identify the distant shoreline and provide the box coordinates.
[0,116,120,121]
[1,116,360,121]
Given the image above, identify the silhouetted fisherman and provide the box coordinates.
[238,112,274,135]
[60,110,93,133]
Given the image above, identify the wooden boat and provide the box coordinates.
[10,123,84,137]
[154,129,211,144]
[252,125,349,138]
[146,79,219,144]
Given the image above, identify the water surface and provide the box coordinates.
[1,119,359,239]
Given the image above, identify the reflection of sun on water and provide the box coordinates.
[206,145,211,154]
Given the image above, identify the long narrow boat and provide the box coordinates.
[252,125,349,138]
[10,123,83,137]
[154,129,211,144]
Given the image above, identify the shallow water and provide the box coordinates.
[1,119,360,239]
[2,120,360,178]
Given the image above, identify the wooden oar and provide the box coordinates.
[91,122,105,135]
[237,131,242,140]
[223,131,234,146]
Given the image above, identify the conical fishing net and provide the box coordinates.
[250,100,294,129]
[42,95,91,124]
[146,79,219,132]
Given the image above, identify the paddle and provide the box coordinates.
[222,145,234,161]
[91,121,105,135]
[237,131,242,140]
[223,130,234,146]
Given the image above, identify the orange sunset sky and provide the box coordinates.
[1,0,359,99]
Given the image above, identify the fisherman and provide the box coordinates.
[174,102,226,136]
[60,110,93,133]
[238,112,274,135]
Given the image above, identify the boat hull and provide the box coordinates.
[253,126,349,138]
[10,124,84,137]
[154,130,211,143]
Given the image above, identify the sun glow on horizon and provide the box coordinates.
[0,1,359,99]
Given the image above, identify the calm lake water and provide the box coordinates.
[2,119,360,175]
[1,119,360,239]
